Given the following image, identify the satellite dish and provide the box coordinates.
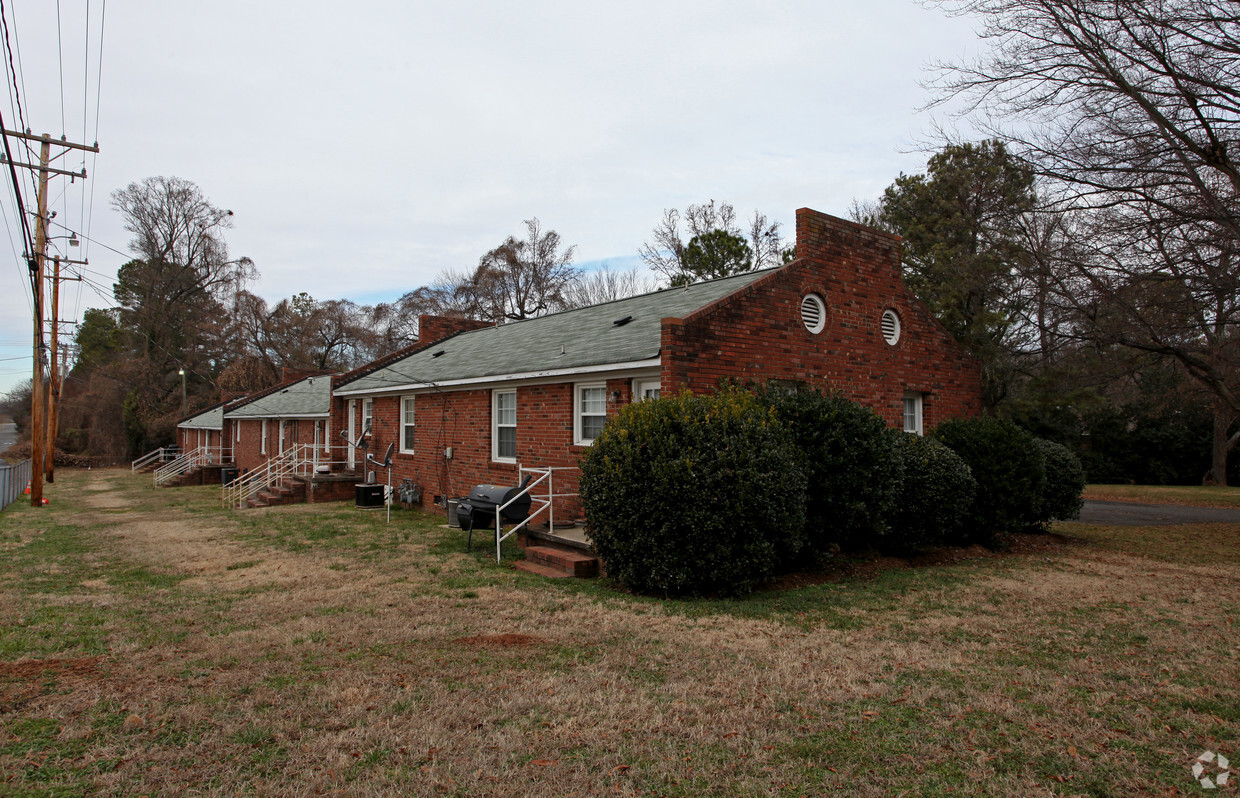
[366,442,395,470]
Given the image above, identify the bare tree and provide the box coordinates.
[112,176,255,307]
[927,0,1240,481]
[639,200,787,284]
[562,264,659,308]
[465,218,580,322]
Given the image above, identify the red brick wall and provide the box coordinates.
[229,417,329,473]
[177,427,223,456]
[660,208,982,430]
[353,379,634,518]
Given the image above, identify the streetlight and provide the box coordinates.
[179,368,187,414]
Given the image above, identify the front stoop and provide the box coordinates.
[246,481,307,508]
[515,545,599,579]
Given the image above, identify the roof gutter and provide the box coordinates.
[333,357,662,397]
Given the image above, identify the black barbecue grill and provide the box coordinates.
[458,476,533,550]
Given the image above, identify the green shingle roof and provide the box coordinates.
[336,268,775,395]
[178,405,223,430]
[226,376,333,418]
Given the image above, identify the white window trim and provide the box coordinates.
[362,398,374,438]
[903,392,924,436]
[279,420,286,453]
[493,389,517,463]
[234,420,241,442]
[347,399,357,469]
[400,395,417,454]
[260,419,268,455]
[633,378,661,401]
[574,382,608,446]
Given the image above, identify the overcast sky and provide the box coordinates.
[0,0,983,395]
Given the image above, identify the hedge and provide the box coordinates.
[579,388,806,596]
[754,383,902,556]
[932,416,1044,542]
[886,431,977,552]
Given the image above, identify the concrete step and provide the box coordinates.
[523,545,599,578]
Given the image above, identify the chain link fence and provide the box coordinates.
[1,459,32,511]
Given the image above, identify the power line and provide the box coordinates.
[54,0,65,136]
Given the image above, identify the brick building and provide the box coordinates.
[329,209,983,515]
[176,403,226,456]
[224,375,334,472]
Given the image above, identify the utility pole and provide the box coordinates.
[29,135,50,507]
[0,129,99,507]
[45,254,85,484]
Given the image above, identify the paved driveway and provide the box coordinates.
[1080,499,1240,526]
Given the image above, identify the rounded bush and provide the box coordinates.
[579,388,807,597]
[886,431,977,551]
[754,383,902,555]
[1034,437,1085,526]
[932,416,1045,541]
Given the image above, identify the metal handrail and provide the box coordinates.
[131,446,178,471]
[493,466,579,562]
[152,445,225,486]
[153,451,192,484]
[223,443,313,509]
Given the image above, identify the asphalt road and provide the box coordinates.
[1079,499,1240,526]
[0,421,16,452]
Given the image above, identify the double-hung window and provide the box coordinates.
[575,383,607,445]
[400,396,416,453]
[362,398,374,438]
[902,392,924,436]
[493,390,517,462]
[260,419,268,455]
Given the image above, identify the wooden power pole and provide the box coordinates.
[45,254,84,484]
[0,129,99,506]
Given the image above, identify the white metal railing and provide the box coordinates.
[131,446,179,471]
[152,451,192,485]
[493,466,580,562]
[223,443,316,509]
[151,443,221,485]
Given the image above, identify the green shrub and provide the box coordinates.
[1034,438,1085,526]
[754,383,902,555]
[932,416,1045,542]
[579,388,806,597]
[885,431,977,552]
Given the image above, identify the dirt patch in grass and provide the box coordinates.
[0,656,102,680]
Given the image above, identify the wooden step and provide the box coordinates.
[523,545,599,578]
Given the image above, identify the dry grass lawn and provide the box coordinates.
[1083,483,1240,508]
[1,469,1237,796]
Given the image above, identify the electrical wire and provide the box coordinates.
[54,0,64,136]
[81,0,104,270]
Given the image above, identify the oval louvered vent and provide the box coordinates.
[801,294,826,334]
[881,309,901,346]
